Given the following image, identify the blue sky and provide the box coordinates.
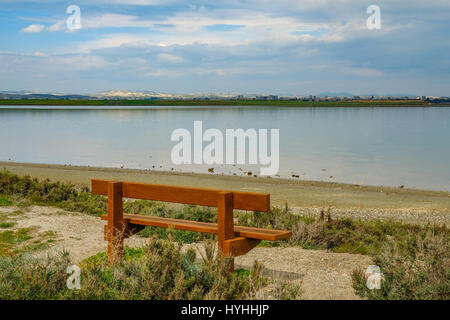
[0,0,449,95]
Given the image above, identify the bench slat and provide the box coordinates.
[100,214,291,241]
[92,180,270,212]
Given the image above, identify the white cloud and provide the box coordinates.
[47,21,65,32]
[32,51,47,57]
[82,14,153,29]
[76,34,153,53]
[342,67,384,77]
[157,53,184,64]
[22,24,46,33]
[4,0,450,95]
[57,55,109,70]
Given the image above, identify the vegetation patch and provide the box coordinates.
[0,222,15,228]
[0,209,23,230]
[0,195,12,206]
[0,168,107,215]
[0,219,58,257]
[352,230,449,300]
[0,238,301,300]
[238,206,448,255]
[0,228,33,256]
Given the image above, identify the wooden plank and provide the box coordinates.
[100,214,292,241]
[92,179,270,212]
[126,215,218,234]
[101,214,218,233]
[234,225,292,241]
[223,237,261,257]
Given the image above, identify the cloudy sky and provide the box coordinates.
[0,0,449,95]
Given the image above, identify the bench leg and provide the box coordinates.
[106,182,124,265]
[217,192,235,272]
[222,244,234,272]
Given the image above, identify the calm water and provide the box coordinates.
[0,105,449,191]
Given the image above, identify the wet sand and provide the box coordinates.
[1,161,449,224]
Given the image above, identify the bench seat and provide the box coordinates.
[101,214,291,241]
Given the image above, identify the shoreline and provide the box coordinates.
[2,160,448,193]
[0,98,435,107]
[1,161,449,225]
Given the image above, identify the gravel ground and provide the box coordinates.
[1,205,373,300]
[290,207,449,226]
[1,205,146,262]
[184,243,373,300]
[235,247,372,300]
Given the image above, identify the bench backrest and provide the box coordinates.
[91,179,270,212]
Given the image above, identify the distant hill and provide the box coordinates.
[318,92,354,97]
[0,92,92,100]
[0,90,445,102]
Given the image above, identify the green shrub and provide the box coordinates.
[0,169,107,215]
[0,195,12,206]
[0,238,298,300]
[238,205,448,256]
[0,250,71,299]
[0,222,14,228]
[352,230,449,300]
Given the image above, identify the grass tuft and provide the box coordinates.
[0,222,15,228]
[0,228,33,256]
[0,195,12,206]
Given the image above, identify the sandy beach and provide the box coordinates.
[1,161,449,225]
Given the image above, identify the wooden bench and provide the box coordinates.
[91,179,291,270]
